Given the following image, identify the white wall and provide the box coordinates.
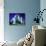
[0,0,4,42]
[4,0,40,42]
[40,0,46,27]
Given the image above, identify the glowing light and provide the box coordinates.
[0,0,4,42]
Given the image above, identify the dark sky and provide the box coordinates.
[9,13,25,21]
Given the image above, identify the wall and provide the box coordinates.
[40,0,46,27]
[4,0,40,42]
[0,0,4,42]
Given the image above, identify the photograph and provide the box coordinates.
[9,13,25,25]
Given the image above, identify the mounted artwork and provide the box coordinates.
[9,13,25,25]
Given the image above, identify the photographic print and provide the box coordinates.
[9,13,25,25]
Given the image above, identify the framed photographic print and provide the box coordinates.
[9,13,25,25]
